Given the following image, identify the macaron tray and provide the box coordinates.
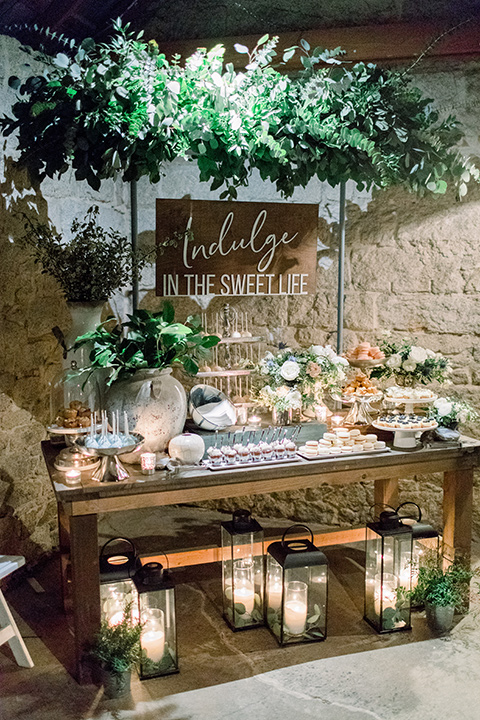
[297,427,390,460]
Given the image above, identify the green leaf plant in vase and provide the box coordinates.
[255,345,348,424]
[73,303,219,459]
[91,602,142,699]
[408,556,476,634]
[20,206,152,368]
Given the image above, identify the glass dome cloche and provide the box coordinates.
[49,360,101,437]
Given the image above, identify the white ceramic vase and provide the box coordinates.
[106,368,187,462]
[64,301,105,369]
[168,433,205,465]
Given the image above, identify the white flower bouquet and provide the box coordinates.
[429,397,478,429]
[370,337,451,385]
[255,346,348,411]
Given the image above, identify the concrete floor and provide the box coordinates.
[2,507,480,720]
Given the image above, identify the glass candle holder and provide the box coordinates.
[141,453,156,475]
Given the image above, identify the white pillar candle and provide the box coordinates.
[284,599,307,635]
[267,581,283,612]
[233,584,255,615]
[142,629,165,663]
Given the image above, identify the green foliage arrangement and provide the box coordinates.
[411,559,475,608]
[73,303,220,384]
[370,336,451,385]
[1,21,478,198]
[91,604,142,673]
[20,205,150,302]
[429,396,479,428]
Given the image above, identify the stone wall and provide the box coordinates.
[0,30,479,559]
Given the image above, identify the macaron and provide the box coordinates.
[374,440,386,449]
[363,442,375,451]
[323,432,337,442]
[365,434,378,443]
[349,429,361,437]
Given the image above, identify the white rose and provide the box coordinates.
[458,410,468,423]
[386,353,403,369]
[437,401,453,417]
[434,398,447,409]
[426,349,436,358]
[409,346,428,363]
[286,390,302,409]
[402,359,417,372]
[280,360,300,381]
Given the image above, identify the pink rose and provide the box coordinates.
[307,361,321,378]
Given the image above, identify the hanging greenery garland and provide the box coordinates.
[1,19,478,197]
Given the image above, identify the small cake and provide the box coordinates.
[285,440,297,457]
[224,448,238,464]
[274,442,286,459]
[251,445,263,461]
[207,447,223,465]
[238,446,251,462]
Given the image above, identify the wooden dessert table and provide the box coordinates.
[42,436,480,683]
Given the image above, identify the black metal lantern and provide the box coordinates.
[364,510,413,633]
[265,524,328,646]
[133,561,178,679]
[221,509,264,630]
[99,538,141,626]
[396,502,441,606]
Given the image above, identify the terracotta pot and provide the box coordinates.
[425,602,455,633]
[105,368,187,461]
[99,666,132,698]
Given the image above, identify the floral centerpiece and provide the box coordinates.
[370,337,451,386]
[429,397,478,429]
[255,345,349,413]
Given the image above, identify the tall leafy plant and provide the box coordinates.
[1,20,478,198]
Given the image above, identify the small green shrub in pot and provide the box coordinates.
[410,559,476,634]
[91,603,142,698]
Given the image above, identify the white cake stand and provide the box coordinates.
[372,421,437,449]
[384,393,437,415]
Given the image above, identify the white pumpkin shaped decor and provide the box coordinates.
[168,433,205,465]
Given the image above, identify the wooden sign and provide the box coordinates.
[156,199,318,297]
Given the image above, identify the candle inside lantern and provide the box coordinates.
[141,453,156,475]
[248,415,261,427]
[330,415,344,428]
[266,568,283,611]
[141,609,165,663]
[65,468,81,485]
[374,573,397,615]
[284,581,308,635]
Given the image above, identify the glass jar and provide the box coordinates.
[49,361,101,431]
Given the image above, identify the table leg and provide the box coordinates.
[57,502,71,615]
[374,477,399,513]
[443,469,473,564]
[70,513,100,684]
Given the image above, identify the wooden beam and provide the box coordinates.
[140,526,366,568]
[158,20,480,68]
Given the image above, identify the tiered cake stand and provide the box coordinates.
[342,358,385,427]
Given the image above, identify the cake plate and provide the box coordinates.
[372,421,437,449]
[384,392,437,416]
[342,391,383,427]
[76,433,144,482]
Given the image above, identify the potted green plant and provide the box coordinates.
[74,303,219,456]
[411,560,475,634]
[20,206,152,366]
[91,605,142,698]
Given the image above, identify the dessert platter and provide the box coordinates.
[203,427,301,470]
[383,386,437,414]
[373,414,437,449]
[340,370,383,427]
[297,427,389,460]
[77,411,144,481]
[345,341,385,368]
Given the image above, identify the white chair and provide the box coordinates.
[0,555,34,667]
